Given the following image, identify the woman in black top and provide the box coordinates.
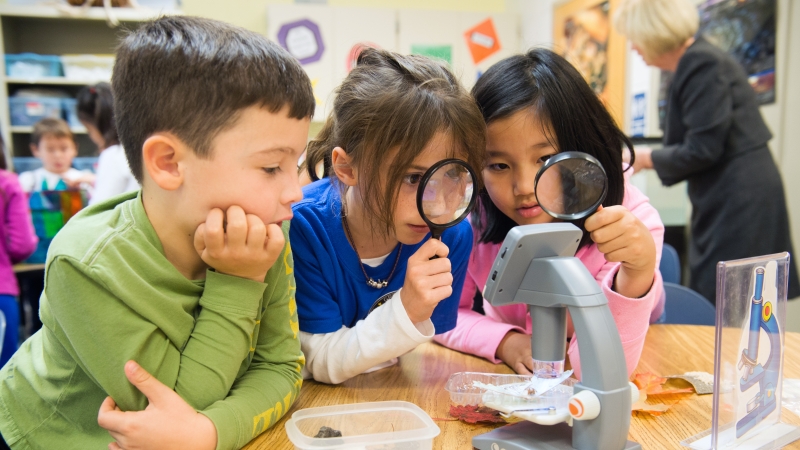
[615,0,799,303]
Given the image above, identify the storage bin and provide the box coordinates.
[60,55,114,81]
[5,53,62,78]
[72,157,98,173]
[285,401,440,450]
[12,157,42,174]
[9,97,63,126]
[62,98,82,128]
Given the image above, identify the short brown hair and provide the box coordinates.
[113,16,315,182]
[304,48,486,238]
[31,118,73,147]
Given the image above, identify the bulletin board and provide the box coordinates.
[268,4,519,121]
[267,5,396,121]
[397,11,517,91]
[553,0,626,127]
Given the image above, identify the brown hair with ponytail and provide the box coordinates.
[302,47,486,238]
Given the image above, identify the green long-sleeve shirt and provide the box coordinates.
[0,191,304,450]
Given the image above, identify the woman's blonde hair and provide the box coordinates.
[614,0,699,60]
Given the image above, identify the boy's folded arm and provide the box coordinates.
[302,291,434,385]
[199,245,304,450]
[44,256,265,412]
[172,270,267,408]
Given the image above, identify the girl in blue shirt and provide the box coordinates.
[291,48,485,384]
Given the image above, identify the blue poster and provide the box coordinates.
[631,92,645,137]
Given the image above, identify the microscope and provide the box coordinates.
[736,267,781,438]
[472,223,639,450]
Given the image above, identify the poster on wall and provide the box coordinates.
[697,0,776,105]
[268,5,396,121]
[657,0,776,131]
[553,0,626,127]
[464,18,501,65]
[277,19,325,65]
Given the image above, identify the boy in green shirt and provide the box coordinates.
[0,16,314,450]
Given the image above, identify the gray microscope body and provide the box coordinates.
[472,223,640,450]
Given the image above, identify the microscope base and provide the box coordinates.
[472,421,641,450]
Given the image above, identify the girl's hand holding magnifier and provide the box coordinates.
[585,205,656,298]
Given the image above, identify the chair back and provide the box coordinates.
[660,243,681,285]
[663,282,716,326]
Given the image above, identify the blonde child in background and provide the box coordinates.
[291,48,485,384]
[18,118,94,193]
[435,49,665,378]
[76,82,139,205]
[0,16,313,450]
[0,138,37,368]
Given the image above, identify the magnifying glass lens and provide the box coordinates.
[421,162,473,226]
[535,155,607,220]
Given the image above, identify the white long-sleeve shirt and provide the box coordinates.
[300,289,434,384]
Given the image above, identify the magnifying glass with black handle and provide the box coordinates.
[535,151,607,220]
[416,159,478,253]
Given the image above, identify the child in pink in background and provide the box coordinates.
[0,139,37,367]
[435,49,665,379]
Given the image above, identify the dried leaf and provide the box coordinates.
[633,372,694,395]
[448,404,506,424]
[631,390,672,416]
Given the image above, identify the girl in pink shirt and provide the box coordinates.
[435,49,665,379]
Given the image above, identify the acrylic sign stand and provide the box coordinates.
[682,252,800,449]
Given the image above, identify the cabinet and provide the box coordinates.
[0,5,172,169]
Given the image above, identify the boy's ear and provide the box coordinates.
[29,144,39,157]
[331,147,357,187]
[142,133,185,191]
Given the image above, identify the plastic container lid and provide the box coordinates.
[285,401,440,450]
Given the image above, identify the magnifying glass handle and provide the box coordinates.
[429,230,442,260]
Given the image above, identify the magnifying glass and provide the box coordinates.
[534,151,607,220]
[416,158,478,240]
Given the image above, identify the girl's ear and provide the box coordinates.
[331,146,357,187]
[142,133,186,191]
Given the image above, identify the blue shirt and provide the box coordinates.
[290,178,472,335]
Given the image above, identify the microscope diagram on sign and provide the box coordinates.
[736,262,782,441]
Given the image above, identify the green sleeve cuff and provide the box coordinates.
[200,403,240,450]
[201,270,268,317]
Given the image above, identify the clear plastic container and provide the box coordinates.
[5,54,62,78]
[444,372,575,408]
[60,55,114,81]
[284,401,440,450]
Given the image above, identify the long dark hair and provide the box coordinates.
[303,47,486,238]
[472,48,634,248]
[76,82,119,149]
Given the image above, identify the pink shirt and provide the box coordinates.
[0,170,38,295]
[434,179,665,379]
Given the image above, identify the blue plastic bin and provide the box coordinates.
[72,157,98,173]
[12,157,97,174]
[12,157,42,174]
[62,98,82,128]
[9,97,62,126]
[5,53,62,78]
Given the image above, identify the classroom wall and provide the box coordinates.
[182,0,506,35]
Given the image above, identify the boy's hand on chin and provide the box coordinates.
[98,361,216,450]
[193,206,285,283]
[400,239,453,324]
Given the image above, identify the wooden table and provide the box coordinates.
[244,325,800,449]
